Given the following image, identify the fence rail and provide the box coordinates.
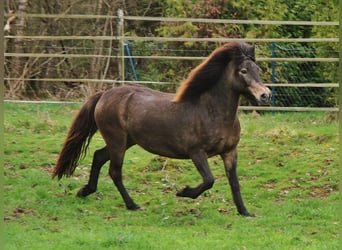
[4,77,338,88]
[4,35,339,43]
[4,52,339,62]
[3,99,339,112]
[4,12,339,111]
[4,13,339,26]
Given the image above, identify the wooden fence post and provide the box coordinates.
[117,9,125,84]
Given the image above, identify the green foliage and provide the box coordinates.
[4,103,339,249]
[140,0,338,107]
[5,0,338,106]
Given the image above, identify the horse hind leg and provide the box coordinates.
[100,130,140,210]
[77,147,109,197]
[108,152,141,210]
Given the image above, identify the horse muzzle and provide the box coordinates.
[246,83,272,106]
[259,90,272,105]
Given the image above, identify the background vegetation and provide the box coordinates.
[4,103,339,249]
[4,0,339,107]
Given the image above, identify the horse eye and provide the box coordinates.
[240,68,248,74]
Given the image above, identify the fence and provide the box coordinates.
[4,11,339,111]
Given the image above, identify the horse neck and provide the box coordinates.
[200,78,240,123]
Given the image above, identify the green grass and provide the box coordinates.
[4,103,339,249]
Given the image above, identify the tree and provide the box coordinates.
[5,0,29,98]
[4,0,338,106]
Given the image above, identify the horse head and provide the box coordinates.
[229,44,271,106]
[173,42,271,105]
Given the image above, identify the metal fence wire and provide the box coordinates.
[266,43,338,108]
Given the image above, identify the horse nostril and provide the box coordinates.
[260,93,270,102]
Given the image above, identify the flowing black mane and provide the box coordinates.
[173,41,255,102]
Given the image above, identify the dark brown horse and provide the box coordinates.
[53,41,271,216]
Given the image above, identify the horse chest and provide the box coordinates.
[206,123,240,154]
[213,135,239,153]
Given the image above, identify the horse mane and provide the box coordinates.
[172,41,255,102]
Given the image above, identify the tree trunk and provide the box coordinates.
[87,0,105,96]
[9,0,29,98]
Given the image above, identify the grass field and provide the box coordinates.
[4,103,339,249]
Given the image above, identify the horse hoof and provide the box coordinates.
[176,186,197,199]
[240,211,255,217]
[76,185,95,197]
[76,190,87,197]
[127,204,142,211]
[176,185,190,197]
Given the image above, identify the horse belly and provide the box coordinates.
[141,142,188,159]
[128,116,190,159]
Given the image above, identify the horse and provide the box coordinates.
[52,41,271,217]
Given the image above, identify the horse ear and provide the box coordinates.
[247,45,256,61]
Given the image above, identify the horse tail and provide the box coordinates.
[52,91,104,179]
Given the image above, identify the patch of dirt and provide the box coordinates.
[326,112,339,123]
[309,184,337,198]
[39,165,54,174]
[274,186,297,204]
[265,127,296,139]
[4,207,36,223]
[175,208,201,218]
[263,180,277,191]
[217,207,233,215]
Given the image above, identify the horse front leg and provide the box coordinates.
[221,149,253,217]
[177,150,214,199]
